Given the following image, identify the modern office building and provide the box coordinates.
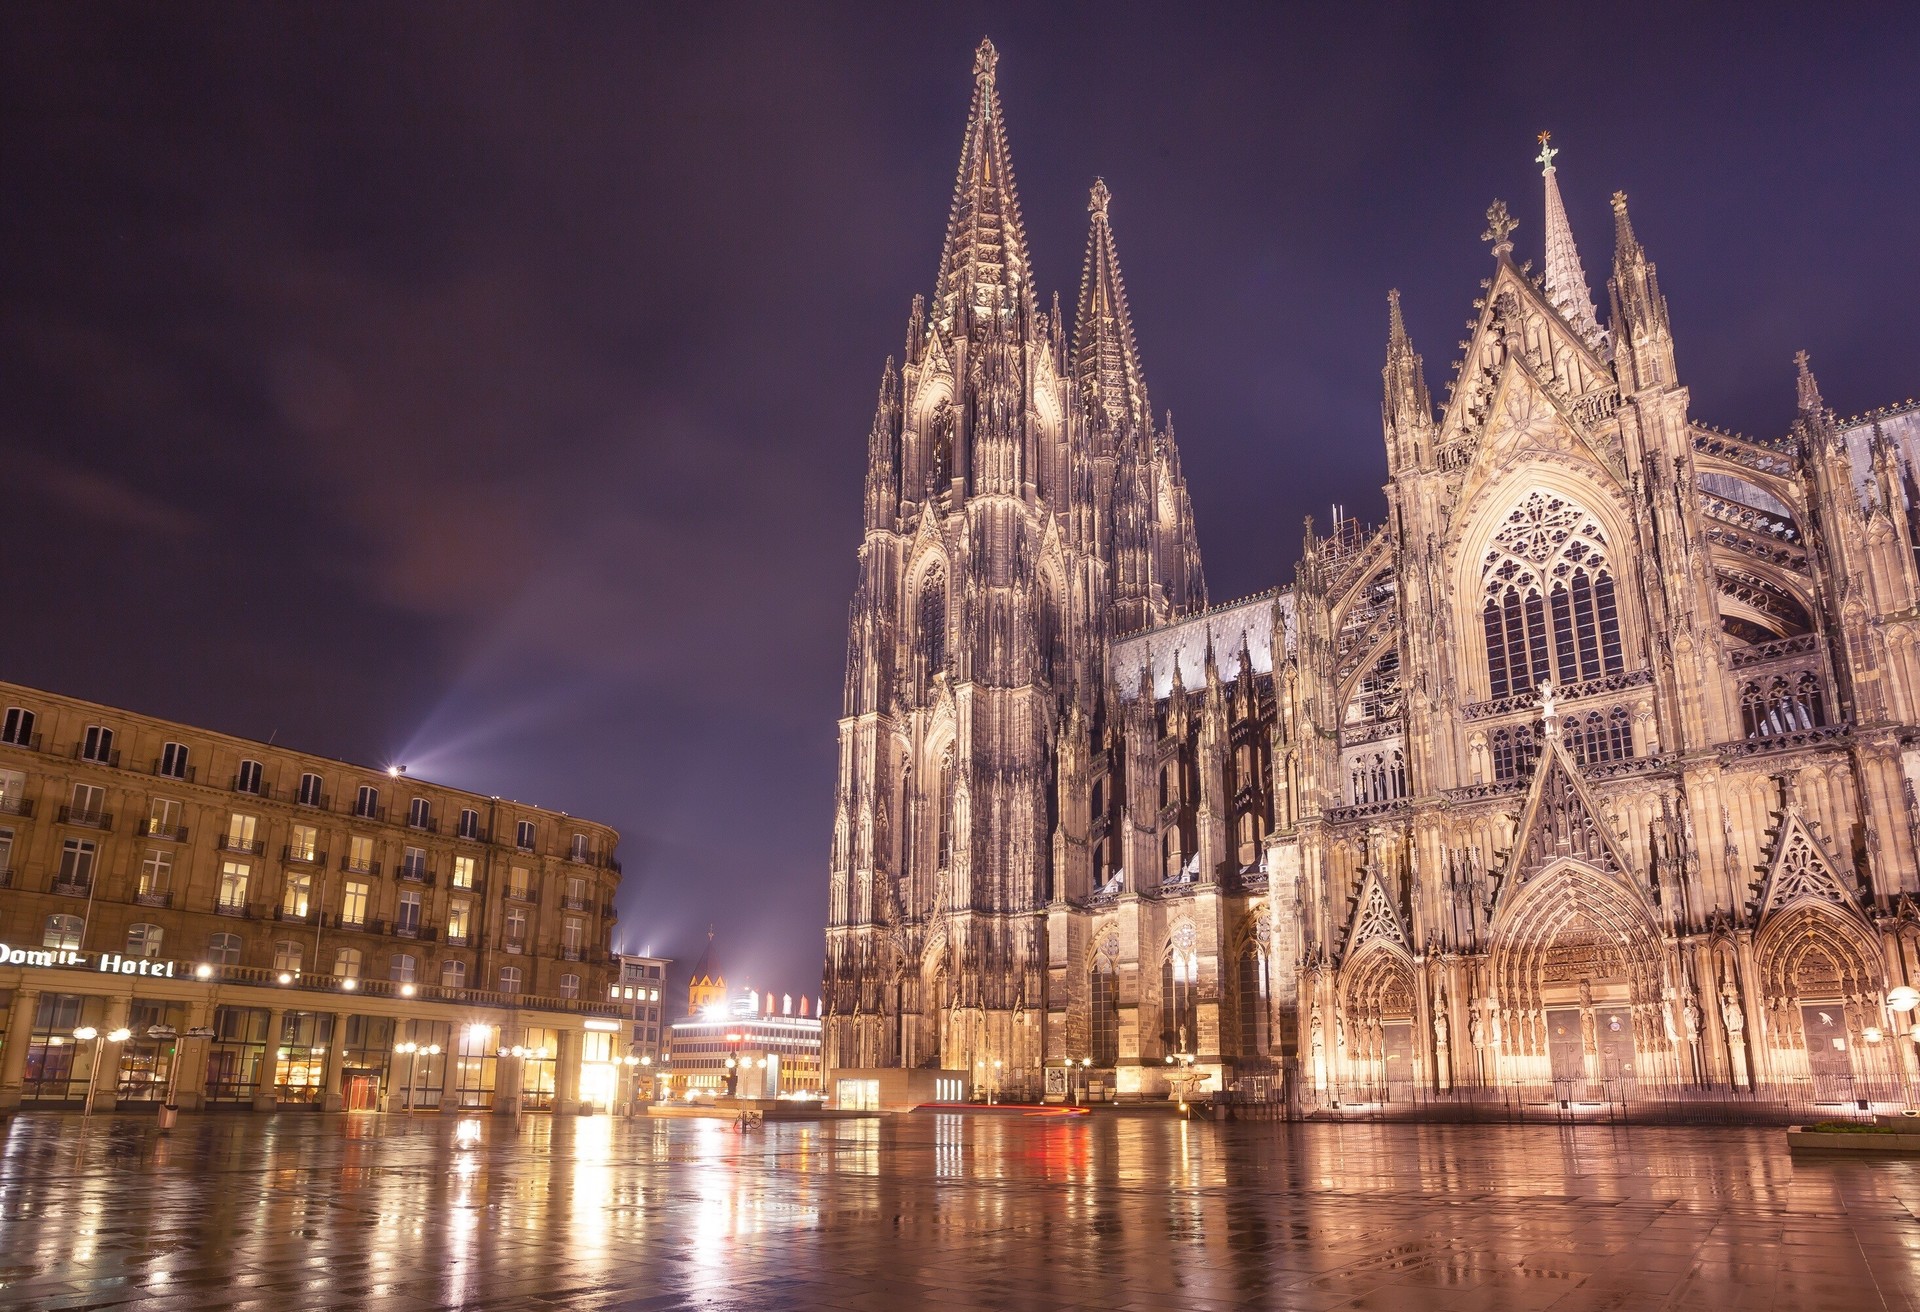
[0,679,627,1113]
[666,990,822,1099]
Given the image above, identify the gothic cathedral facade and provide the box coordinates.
[824,40,1920,1106]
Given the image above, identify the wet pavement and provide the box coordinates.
[0,1110,1915,1311]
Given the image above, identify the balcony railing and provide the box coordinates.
[445,932,470,947]
[296,792,332,810]
[282,845,327,865]
[0,733,42,751]
[504,941,525,955]
[51,877,92,897]
[141,818,189,842]
[455,824,486,842]
[561,895,592,912]
[397,865,436,886]
[56,806,112,830]
[506,888,538,905]
[71,744,121,768]
[0,796,35,817]
[134,889,171,908]
[353,802,388,822]
[190,964,623,1018]
[217,835,265,855]
[561,947,583,962]
[150,760,197,783]
[215,902,252,919]
[406,816,441,834]
[340,857,381,876]
[231,775,267,797]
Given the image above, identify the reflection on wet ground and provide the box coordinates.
[0,1110,1915,1309]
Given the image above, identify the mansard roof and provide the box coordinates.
[1109,588,1291,701]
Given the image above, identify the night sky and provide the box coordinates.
[4,4,1916,999]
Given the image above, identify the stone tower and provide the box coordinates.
[823,40,1207,1095]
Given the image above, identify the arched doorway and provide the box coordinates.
[1488,859,1668,1093]
[1755,906,1885,1102]
[1341,943,1417,1101]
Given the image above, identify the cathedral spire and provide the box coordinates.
[1073,177,1150,437]
[864,357,900,531]
[1535,132,1605,348]
[931,38,1036,341]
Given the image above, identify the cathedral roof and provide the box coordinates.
[1110,588,1291,700]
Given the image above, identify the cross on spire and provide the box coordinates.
[1535,130,1558,175]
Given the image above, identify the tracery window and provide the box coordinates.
[1480,493,1624,697]
[1235,943,1267,1056]
[1490,724,1539,783]
[1564,707,1633,767]
[1161,933,1199,1055]
[1739,672,1826,738]
[1089,959,1119,1068]
[1349,750,1408,805]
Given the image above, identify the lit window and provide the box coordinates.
[218,861,250,910]
[44,914,84,950]
[282,872,312,918]
[289,823,319,862]
[348,834,376,873]
[333,947,362,978]
[274,941,303,973]
[447,900,471,942]
[452,855,476,889]
[341,880,370,927]
[225,812,258,852]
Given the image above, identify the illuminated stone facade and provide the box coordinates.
[826,40,1920,1107]
[0,679,625,1111]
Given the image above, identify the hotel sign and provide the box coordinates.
[0,944,180,977]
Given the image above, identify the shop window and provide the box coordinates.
[205,1006,270,1102]
[451,1022,498,1109]
[22,993,88,1102]
[273,1012,335,1103]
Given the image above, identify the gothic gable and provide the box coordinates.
[1341,868,1410,962]
[1752,809,1862,927]
[1495,737,1634,914]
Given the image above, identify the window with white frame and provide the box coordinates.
[81,724,114,763]
[217,861,250,910]
[408,797,431,829]
[288,823,318,862]
[58,838,97,888]
[505,907,527,950]
[458,808,480,839]
[127,923,164,957]
[333,947,362,978]
[225,812,258,852]
[282,872,312,918]
[208,932,242,965]
[354,784,380,818]
[515,820,536,850]
[447,899,471,943]
[390,953,417,983]
[452,855,476,889]
[442,959,467,989]
[44,913,84,950]
[396,890,422,933]
[235,758,263,794]
[559,974,580,999]
[499,966,523,995]
[70,782,105,819]
[340,880,370,927]
[1,706,35,746]
[159,741,190,779]
[347,834,375,873]
[273,941,303,973]
[138,848,173,896]
[297,772,324,807]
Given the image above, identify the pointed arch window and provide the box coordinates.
[1089,957,1119,1068]
[1235,942,1267,1056]
[1161,938,1199,1056]
[917,570,948,685]
[1479,493,1625,697]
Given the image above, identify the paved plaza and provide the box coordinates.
[0,1110,1915,1311]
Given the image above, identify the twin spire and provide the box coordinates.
[1074,176,1150,434]
[1536,132,1606,349]
[931,38,1036,339]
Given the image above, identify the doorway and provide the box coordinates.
[344,1072,380,1112]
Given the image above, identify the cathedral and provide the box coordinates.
[823,39,1920,1108]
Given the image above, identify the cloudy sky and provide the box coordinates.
[4,2,1915,996]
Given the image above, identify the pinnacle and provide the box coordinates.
[974,37,997,83]
[932,39,1034,338]
[1795,349,1825,415]
[1537,136,1604,347]
[1387,289,1408,348]
[1089,177,1111,218]
[1073,178,1148,433]
[1610,191,1638,254]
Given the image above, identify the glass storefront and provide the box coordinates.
[23,994,91,1103]
[451,1022,497,1109]
[520,1026,559,1110]
[116,1000,190,1102]
[579,1030,618,1111]
[273,1012,335,1103]
[341,1015,394,1112]
[206,1006,271,1103]
[393,1018,451,1110]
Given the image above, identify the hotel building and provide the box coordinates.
[0,680,629,1114]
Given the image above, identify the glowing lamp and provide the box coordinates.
[1889,986,1920,1014]
[195,963,214,980]
[107,1028,131,1043]
[400,983,416,998]
[73,1027,98,1042]
[340,978,357,990]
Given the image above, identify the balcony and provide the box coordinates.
[445,932,470,947]
[52,877,92,898]
[455,825,487,843]
[397,864,436,886]
[0,795,34,817]
[395,922,435,942]
[134,888,171,908]
[274,906,316,924]
[0,732,42,752]
[506,887,538,905]
[56,806,113,830]
[141,818,189,842]
[217,835,265,856]
[215,902,252,919]
[281,845,326,865]
[561,946,583,962]
[406,816,441,835]
[296,792,332,811]
[352,802,388,823]
[71,744,121,769]
[230,776,269,797]
[339,856,381,876]
[561,895,592,912]
[335,914,368,931]
[150,760,197,783]
[504,940,525,956]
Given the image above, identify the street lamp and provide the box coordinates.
[73,1025,131,1121]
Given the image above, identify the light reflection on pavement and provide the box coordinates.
[0,1111,1915,1309]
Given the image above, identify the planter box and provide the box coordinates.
[1787,1125,1920,1154]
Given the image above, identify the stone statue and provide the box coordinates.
[1469,1008,1486,1050]
[1721,992,1745,1038]
[1683,992,1702,1043]
[1433,1008,1449,1050]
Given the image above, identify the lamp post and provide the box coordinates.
[622,1054,641,1115]
[1076,1056,1092,1106]
[73,1026,132,1122]
[396,1041,419,1112]
[725,1031,743,1098]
